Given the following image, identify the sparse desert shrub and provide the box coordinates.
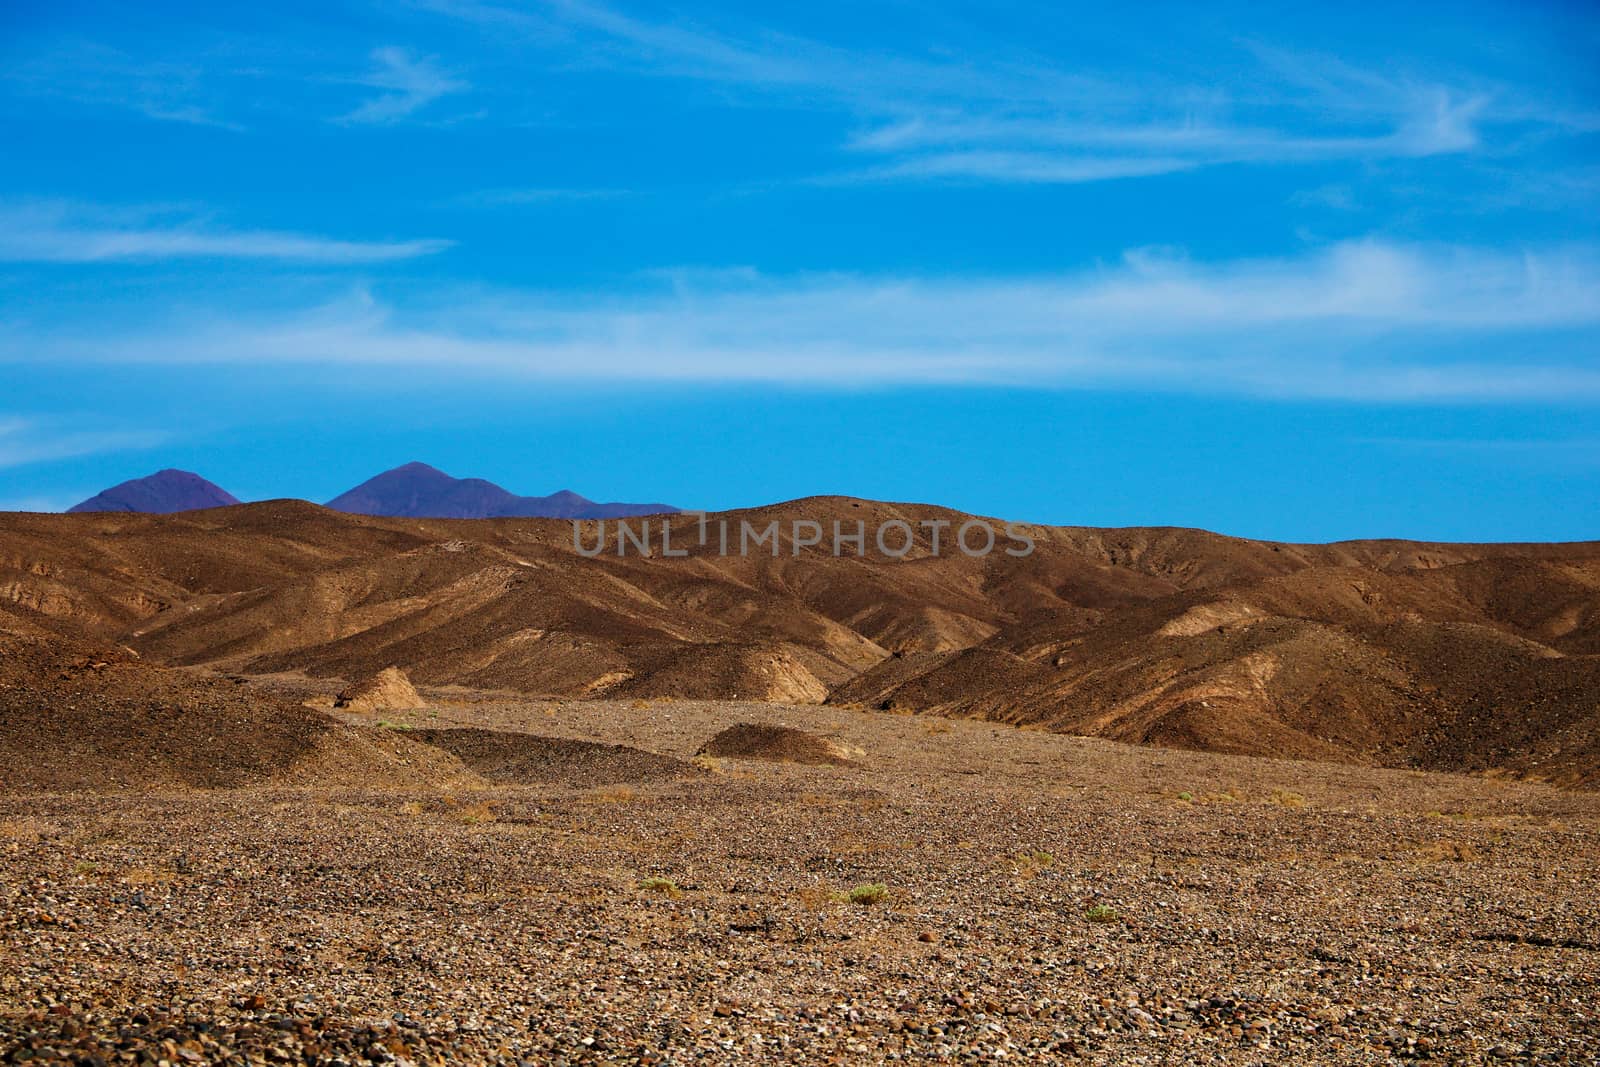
[639,876,682,898]
[1177,791,1193,802]
[1084,904,1118,923]
[1418,841,1480,863]
[1013,850,1055,879]
[453,801,496,825]
[920,719,952,735]
[588,785,637,803]
[397,800,424,817]
[847,883,888,905]
[1269,789,1307,809]
[122,865,178,886]
[376,719,414,731]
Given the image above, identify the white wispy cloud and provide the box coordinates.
[2,40,244,130]
[418,1,1570,186]
[833,152,1200,186]
[0,201,452,264]
[0,418,167,471]
[338,46,467,124]
[839,88,1489,184]
[9,241,1598,401]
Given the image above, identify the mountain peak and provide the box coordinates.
[68,470,241,514]
[325,464,677,520]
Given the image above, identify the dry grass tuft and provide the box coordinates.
[1418,841,1480,863]
[123,865,179,886]
[847,883,888,906]
[1012,850,1055,880]
[638,876,682,898]
[452,801,497,825]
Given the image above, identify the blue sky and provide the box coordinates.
[2,0,1598,540]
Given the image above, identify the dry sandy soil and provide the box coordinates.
[3,690,1598,1065]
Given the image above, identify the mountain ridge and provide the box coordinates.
[60,461,678,519]
[3,498,1597,786]
[323,461,677,519]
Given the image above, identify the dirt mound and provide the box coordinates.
[409,728,699,786]
[696,723,859,766]
[0,633,467,793]
[335,666,426,713]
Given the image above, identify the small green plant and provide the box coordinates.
[1177,791,1193,802]
[376,719,414,731]
[1084,904,1118,923]
[639,876,682,898]
[1012,850,1055,880]
[847,883,888,905]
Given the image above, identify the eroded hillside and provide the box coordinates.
[2,499,1596,783]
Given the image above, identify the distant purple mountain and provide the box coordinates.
[67,469,241,514]
[325,462,678,520]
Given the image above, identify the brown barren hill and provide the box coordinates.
[0,632,468,792]
[1,499,1597,783]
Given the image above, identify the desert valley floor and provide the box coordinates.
[4,688,1599,1065]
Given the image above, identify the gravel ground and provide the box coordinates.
[3,695,1598,1064]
